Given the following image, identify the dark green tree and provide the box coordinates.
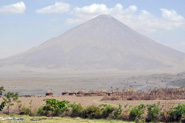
[0,86,6,111]
[0,86,5,96]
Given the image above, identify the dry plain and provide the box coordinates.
[0,95,185,114]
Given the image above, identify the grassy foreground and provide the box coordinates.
[0,114,130,123]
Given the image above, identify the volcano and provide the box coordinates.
[1,15,185,70]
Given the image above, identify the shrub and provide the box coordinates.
[21,107,30,115]
[147,103,160,122]
[160,110,169,122]
[46,99,69,116]
[182,113,185,122]
[0,101,6,111]
[37,99,70,116]
[168,104,185,122]
[81,105,102,119]
[0,86,5,96]
[121,104,132,121]
[99,104,116,118]
[0,86,6,111]
[32,109,38,116]
[70,103,83,117]
[112,104,122,119]
[129,104,146,122]
[37,106,52,116]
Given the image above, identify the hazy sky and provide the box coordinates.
[0,0,185,59]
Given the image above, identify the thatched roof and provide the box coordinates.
[69,91,76,94]
[106,91,112,94]
[123,89,135,93]
[46,90,53,94]
[88,90,97,94]
[77,91,84,94]
[178,87,185,92]
[100,90,107,93]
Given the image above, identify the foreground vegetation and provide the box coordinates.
[0,86,185,122]
[0,114,127,123]
[33,99,184,122]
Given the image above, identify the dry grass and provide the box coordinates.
[0,114,127,123]
[102,87,185,101]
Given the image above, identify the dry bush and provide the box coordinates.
[102,87,185,100]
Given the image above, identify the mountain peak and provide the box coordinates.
[90,14,116,23]
[1,14,185,71]
[95,14,113,19]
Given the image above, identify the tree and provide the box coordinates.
[0,86,6,111]
[3,92,19,114]
[0,86,5,96]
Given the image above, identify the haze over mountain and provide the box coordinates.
[1,15,185,71]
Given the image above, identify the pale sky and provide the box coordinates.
[0,0,185,59]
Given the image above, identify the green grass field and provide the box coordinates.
[0,114,131,123]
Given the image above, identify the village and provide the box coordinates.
[45,89,134,97]
[43,87,185,100]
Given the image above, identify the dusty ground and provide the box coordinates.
[0,71,185,95]
[0,95,185,114]
[0,71,184,114]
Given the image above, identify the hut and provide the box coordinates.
[69,91,76,96]
[89,90,97,96]
[76,91,84,96]
[97,90,107,96]
[106,91,112,96]
[77,91,84,95]
[46,90,53,96]
[123,89,135,93]
[61,91,69,95]
[84,92,92,96]
[178,87,185,92]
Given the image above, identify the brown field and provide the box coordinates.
[0,95,185,114]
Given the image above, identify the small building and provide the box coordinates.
[46,90,53,96]
[97,90,107,96]
[106,91,112,96]
[123,89,135,93]
[84,92,92,96]
[178,87,185,92]
[76,91,84,96]
[88,90,97,96]
[61,91,69,95]
[69,91,76,96]
[111,90,118,95]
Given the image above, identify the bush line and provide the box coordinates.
[19,99,185,122]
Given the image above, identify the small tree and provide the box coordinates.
[0,86,5,96]
[3,92,19,114]
[0,86,6,111]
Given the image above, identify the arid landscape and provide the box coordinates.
[0,71,185,95]
[0,15,185,96]
[0,95,184,113]
[0,0,185,122]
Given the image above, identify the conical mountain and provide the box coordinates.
[1,15,185,70]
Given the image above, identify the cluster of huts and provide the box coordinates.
[45,89,135,96]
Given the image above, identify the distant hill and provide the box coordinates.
[1,15,185,71]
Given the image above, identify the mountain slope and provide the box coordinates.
[1,15,185,70]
